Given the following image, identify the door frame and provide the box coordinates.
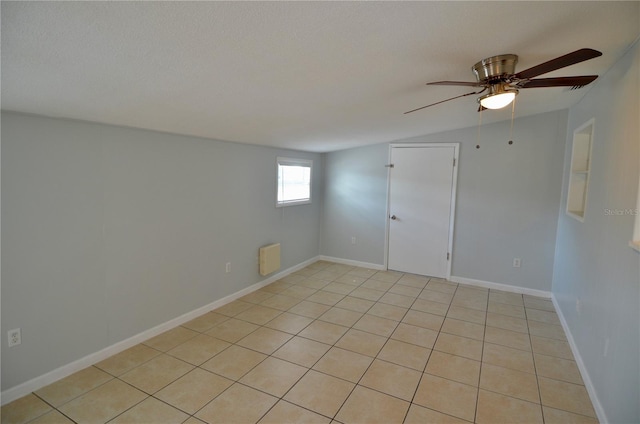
[384,142,460,279]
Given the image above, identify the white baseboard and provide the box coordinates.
[0,257,319,406]
[550,295,607,424]
[316,255,386,271]
[450,275,552,298]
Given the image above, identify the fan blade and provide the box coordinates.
[519,75,598,88]
[427,81,483,87]
[404,90,481,114]
[515,48,602,80]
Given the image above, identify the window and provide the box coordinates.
[566,119,594,221]
[276,157,312,207]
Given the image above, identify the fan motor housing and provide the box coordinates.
[472,54,518,83]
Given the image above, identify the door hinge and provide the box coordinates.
[453,158,456,167]
[447,252,450,260]
[385,164,394,168]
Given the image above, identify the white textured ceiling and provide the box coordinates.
[2,2,639,152]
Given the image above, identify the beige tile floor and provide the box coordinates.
[2,261,599,424]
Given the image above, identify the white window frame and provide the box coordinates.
[276,157,312,207]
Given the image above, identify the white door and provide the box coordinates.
[387,145,457,278]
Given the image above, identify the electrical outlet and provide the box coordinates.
[225,262,231,273]
[351,236,356,245]
[513,258,521,268]
[8,328,21,347]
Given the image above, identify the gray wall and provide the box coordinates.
[552,41,639,424]
[321,143,389,265]
[1,112,323,390]
[322,110,568,292]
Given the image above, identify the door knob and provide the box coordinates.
[390,215,397,220]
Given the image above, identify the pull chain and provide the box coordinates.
[508,98,516,145]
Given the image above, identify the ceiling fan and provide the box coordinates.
[405,48,602,114]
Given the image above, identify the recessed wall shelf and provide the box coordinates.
[566,118,594,222]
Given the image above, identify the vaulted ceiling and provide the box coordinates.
[2,2,638,152]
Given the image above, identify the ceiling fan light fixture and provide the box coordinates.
[479,84,518,109]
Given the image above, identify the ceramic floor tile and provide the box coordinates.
[391,323,438,348]
[306,290,346,306]
[58,379,147,424]
[35,366,113,407]
[538,377,596,417]
[488,291,524,307]
[534,353,583,384]
[201,345,267,380]
[531,335,574,359]
[402,310,445,331]
[361,279,394,291]
[370,270,403,283]
[335,329,387,357]
[260,294,302,311]
[404,403,470,424]
[236,327,293,355]
[367,302,408,321]
[195,383,277,424]
[29,410,75,424]
[486,312,529,333]
[182,311,229,333]
[528,320,567,341]
[476,389,543,424]
[446,306,486,325]
[205,318,259,343]
[241,290,277,304]
[425,351,480,386]
[95,344,161,377]
[413,374,477,422]
[313,347,374,383]
[284,370,355,418]
[396,274,429,288]
[377,339,431,371]
[353,314,398,337]
[419,289,454,304]
[334,296,375,313]
[297,277,330,290]
[482,342,535,374]
[542,406,599,424]
[434,333,483,361]
[411,298,449,316]
[318,307,363,327]
[298,320,349,345]
[527,308,561,325]
[479,362,540,403]
[441,317,485,341]
[323,282,358,295]
[346,268,378,279]
[264,311,313,334]
[484,326,532,351]
[240,357,308,397]
[280,285,319,299]
[378,292,415,308]
[262,280,294,294]
[155,368,233,415]
[0,394,52,424]
[359,359,421,401]
[288,300,332,318]
[213,300,253,317]
[273,336,331,367]
[388,283,422,298]
[120,354,194,394]
[487,301,526,319]
[426,280,457,294]
[524,296,555,311]
[258,400,332,424]
[235,305,283,325]
[143,326,199,352]
[349,287,385,302]
[336,385,409,424]
[451,296,487,312]
[167,334,231,365]
[109,396,188,424]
